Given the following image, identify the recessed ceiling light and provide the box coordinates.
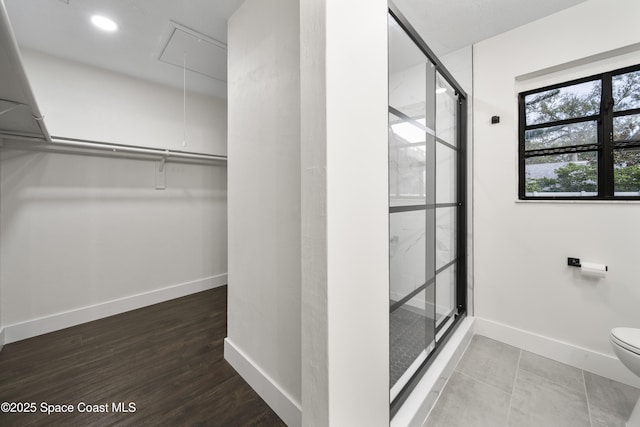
[91,15,118,32]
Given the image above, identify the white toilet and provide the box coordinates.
[610,328,640,427]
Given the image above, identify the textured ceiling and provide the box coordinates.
[4,0,588,99]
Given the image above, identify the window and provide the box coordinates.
[518,64,640,199]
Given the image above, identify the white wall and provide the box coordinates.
[0,144,227,340]
[474,0,640,386]
[225,0,302,425]
[227,0,389,425]
[21,49,227,156]
[300,0,329,424]
[323,0,389,424]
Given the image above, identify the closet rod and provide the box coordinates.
[50,137,227,161]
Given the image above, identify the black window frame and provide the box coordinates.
[518,63,640,200]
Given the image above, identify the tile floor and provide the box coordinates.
[390,305,432,386]
[424,335,640,427]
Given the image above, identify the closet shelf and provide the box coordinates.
[0,1,50,142]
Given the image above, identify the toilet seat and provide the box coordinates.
[611,328,640,356]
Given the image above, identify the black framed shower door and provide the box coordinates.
[388,1,467,415]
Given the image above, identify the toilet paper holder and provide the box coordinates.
[567,257,608,271]
[567,257,582,267]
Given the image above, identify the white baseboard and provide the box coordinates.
[224,338,302,427]
[3,274,227,345]
[0,327,5,352]
[475,317,640,389]
[392,316,475,427]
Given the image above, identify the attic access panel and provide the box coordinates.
[159,22,227,82]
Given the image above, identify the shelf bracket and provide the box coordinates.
[155,153,167,190]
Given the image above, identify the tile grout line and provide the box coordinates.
[454,335,522,396]
[582,370,594,427]
[505,349,522,427]
[454,369,513,397]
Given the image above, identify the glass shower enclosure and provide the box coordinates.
[388,3,467,413]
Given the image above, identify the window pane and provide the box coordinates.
[525,153,597,196]
[390,210,425,300]
[613,114,640,142]
[388,16,431,121]
[436,72,457,146]
[436,144,457,204]
[435,264,456,329]
[390,289,432,389]
[613,70,640,112]
[524,80,601,126]
[614,148,640,195]
[436,207,456,269]
[389,113,428,206]
[524,121,597,150]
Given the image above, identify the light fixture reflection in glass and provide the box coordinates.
[436,87,447,94]
[91,15,118,32]
[391,118,427,143]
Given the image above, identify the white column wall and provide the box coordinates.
[300,0,329,424]
[225,0,302,425]
[228,0,389,425]
[324,0,389,424]
[473,0,640,386]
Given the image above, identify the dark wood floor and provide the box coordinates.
[0,286,286,426]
